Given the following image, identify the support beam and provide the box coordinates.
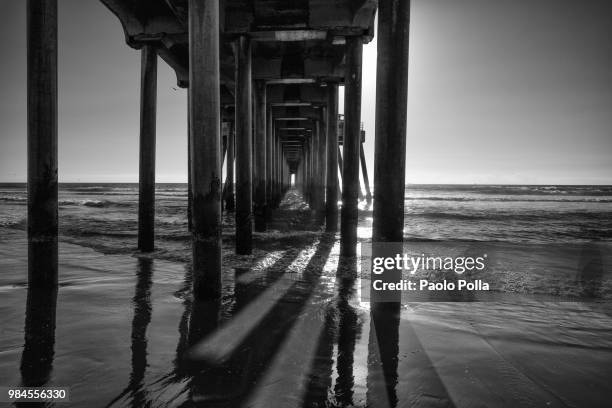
[235,35,253,254]
[137,45,157,252]
[326,85,339,230]
[372,0,410,243]
[224,121,235,211]
[340,37,363,257]
[189,0,222,299]
[253,80,267,231]
[28,0,58,288]
[360,142,372,202]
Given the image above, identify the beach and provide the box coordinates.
[1,184,612,407]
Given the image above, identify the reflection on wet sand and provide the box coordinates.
[107,258,154,407]
[578,242,604,299]
[367,302,401,408]
[95,230,470,407]
[333,256,362,407]
[188,234,336,406]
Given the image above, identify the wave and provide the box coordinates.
[405,196,612,203]
[59,199,133,208]
[0,196,26,203]
[0,218,26,229]
[0,196,135,208]
[63,186,136,193]
[407,210,612,222]
[406,185,612,196]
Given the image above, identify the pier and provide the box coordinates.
[12,2,612,407]
[27,0,410,297]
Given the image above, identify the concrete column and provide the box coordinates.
[266,105,273,216]
[297,154,302,193]
[187,102,193,231]
[337,146,344,177]
[366,302,401,407]
[253,80,267,231]
[189,0,222,299]
[275,133,281,205]
[224,121,235,211]
[372,0,411,243]
[360,143,372,202]
[222,131,227,167]
[326,85,339,230]
[305,139,311,204]
[20,287,57,386]
[340,37,363,256]
[235,36,253,254]
[301,150,306,194]
[310,135,315,202]
[314,121,321,208]
[28,0,58,288]
[138,45,157,252]
[281,152,285,192]
[316,116,327,213]
[271,128,276,204]
[283,145,286,194]
[309,136,315,205]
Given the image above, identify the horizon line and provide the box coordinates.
[1,181,611,187]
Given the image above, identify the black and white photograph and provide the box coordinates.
[1,0,611,407]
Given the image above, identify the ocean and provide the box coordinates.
[1,184,611,406]
[2,183,611,245]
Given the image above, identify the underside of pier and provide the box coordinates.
[27,0,410,301]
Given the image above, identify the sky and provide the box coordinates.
[1,0,611,184]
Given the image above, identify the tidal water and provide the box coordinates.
[0,184,611,407]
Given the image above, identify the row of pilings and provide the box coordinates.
[26,0,410,300]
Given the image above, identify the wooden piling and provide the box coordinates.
[253,80,267,231]
[188,0,222,299]
[138,45,157,252]
[235,36,253,254]
[340,37,363,257]
[326,85,339,230]
[372,0,411,243]
[27,0,58,288]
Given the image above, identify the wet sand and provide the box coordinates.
[1,191,612,407]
